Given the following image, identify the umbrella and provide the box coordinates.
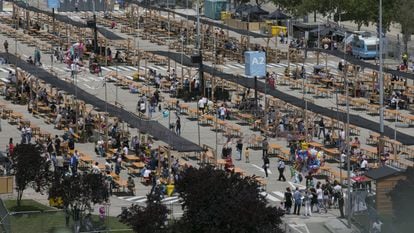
[267,9,290,20]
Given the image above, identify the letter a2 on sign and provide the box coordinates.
[244,51,266,78]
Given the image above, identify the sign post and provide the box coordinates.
[244,51,266,115]
[244,51,266,77]
[47,0,60,34]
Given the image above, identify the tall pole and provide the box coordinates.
[344,38,351,228]
[287,19,290,74]
[196,0,204,96]
[378,0,385,161]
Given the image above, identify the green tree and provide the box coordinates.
[49,173,109,232]
[11,144,52,206]
[388,167,414,232]
[118,189,169,233]
[394,0,414,53]
[341,0,374,30]
[174,166,284,233]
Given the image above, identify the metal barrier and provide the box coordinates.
[0,199,11,233]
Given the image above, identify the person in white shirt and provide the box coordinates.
[360,158,368,171]
[198,98,205,114]
[123,146,129,155]
[92,162,101,174]
[219,105,226,120]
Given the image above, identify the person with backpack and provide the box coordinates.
[277,159,286,181]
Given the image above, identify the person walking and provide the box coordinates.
[263,155,270,177]
[236,138,243,161]
[293,187,302,215]
[277,159,286,181]
[338,192,345,218]
[3,40,8,53]
[262,137,269,158]
[244,147,250,163]
[284,187,293,214]
[318,118,325,139]
[70,150,79,176]
[34,47,42,66]
[175,117,181,135]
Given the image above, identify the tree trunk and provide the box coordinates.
[403,33,409,54]
[314,11,316,22]
[16,190,23,207]
[357,23,362,31]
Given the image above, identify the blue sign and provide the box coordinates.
[244,51,266,77]
[47,0,60,9]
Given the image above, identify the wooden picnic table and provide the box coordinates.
[124,154,140,162]
[360,146,377,159]
[233,167,246,177]
[79,153,93,164]
[321,147,340,159]
[268,143,282,155]
[308,141,323,149]
[216,159,227,169]
[132,162,145,168]
[238,113,254,124]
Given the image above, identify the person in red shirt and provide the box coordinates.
[7,138,14,156]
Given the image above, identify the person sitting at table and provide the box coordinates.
[352,137,361,148]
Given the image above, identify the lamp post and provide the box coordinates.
[378,0,385,162]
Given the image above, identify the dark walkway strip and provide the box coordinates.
[2,53,202,152]
[153,50,414,145]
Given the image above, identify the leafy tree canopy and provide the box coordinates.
[11,143,52,206]
[118,189,169,233]
[174,166,284,233]
[49,173,109,220]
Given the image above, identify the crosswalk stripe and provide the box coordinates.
[139,67,147,71]
[154,65,167,71]
[125,196,146,202]
[260,192,280,202]
[108,66,120,71]
[0,68,9,73]
[224,64,240,69]
[273,191,284,199]
[233,63,245,68]
[162,196,179,202]
[101,66,111,71]
[126,66,139,71]
[147,66,159,71]
[5,68,14,72]
[163,199,180,204]
[135,197,148,203]
[117,66,131,71]
[267,63,282,68]
[126,75,134,80]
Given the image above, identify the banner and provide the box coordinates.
[47,0,60,9]
[244,51,266,77]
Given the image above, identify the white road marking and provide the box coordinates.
[100,66,111,71]
[251,164,272,174]
[288,181,306,190]
[126,66,139,71]
[272,191,285,199]
[260,192,280,202]
[0,68,9,73]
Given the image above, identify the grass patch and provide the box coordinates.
[4,199,54,212]
[2,199,132,233]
